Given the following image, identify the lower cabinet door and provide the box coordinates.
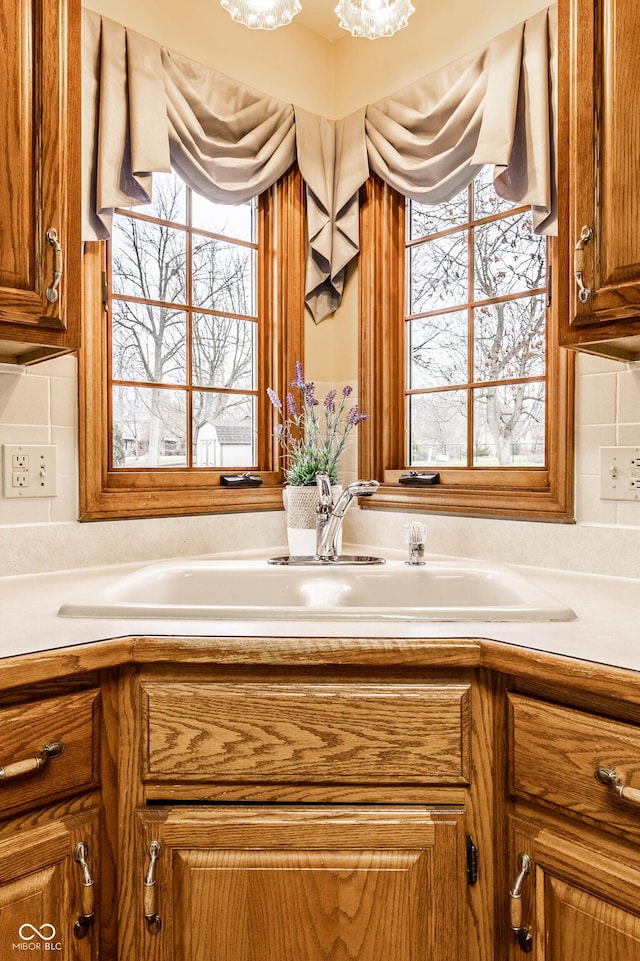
[508,818,640,961]
[138,806,468,961]
[0,810,100,960]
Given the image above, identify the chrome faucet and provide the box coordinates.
[315,471,380,561]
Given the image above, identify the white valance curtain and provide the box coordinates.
[82,4,557,323]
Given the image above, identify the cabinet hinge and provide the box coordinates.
[547,263,553,308]
[101,272,109,311]
[466,835,478,885]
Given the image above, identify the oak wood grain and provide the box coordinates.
[142,680,470,785]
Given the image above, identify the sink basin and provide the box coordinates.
[58,558,576,622]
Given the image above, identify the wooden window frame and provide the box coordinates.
[359,175,575,521]
[79,167,305,520]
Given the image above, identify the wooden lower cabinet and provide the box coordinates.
[508,817,640,961]
[0,808,100,959]
[137,805,468,961]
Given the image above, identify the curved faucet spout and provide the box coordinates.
[315,472,380,561]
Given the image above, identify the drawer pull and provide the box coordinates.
[0,740,64,781]
[45,227,63,303]
[574,224,593,303]
[594,766,640,806]
[509,853,533,953]
[73,842,95,940]
[144,840,162,935]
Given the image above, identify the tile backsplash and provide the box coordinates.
[0,352,639,578]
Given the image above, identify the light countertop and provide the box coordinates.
[0,549,638,673]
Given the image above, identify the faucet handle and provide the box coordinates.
[316,471,333,508]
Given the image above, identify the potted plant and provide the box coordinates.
[267,362,368,555]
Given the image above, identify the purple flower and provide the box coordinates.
[267,364,368,485]
[286,392,298,418]
[290,361,305,389]
[324,389,337,413]
[304,381,318,406]
[347,405,368,426]
[266,387,282,410]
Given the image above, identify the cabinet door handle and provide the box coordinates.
[509,853,533,953]
[595,765,640,805]
[45,227,63,303]
[144,840,162,934]
[73,842,95,940]
[573,224,593,303]
[0,740,64,781]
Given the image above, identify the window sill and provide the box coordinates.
[80,483,286,521]
[361,484,575,523]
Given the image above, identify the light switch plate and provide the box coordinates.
[600,446,640,501]
[2,444,57,498]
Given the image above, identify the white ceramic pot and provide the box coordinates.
[283,484,342,557]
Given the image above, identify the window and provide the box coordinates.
[359,173,574,520]
[109,171,259,471]
[80,167,305,520]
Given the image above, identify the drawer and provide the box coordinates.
[508,693,640,834]
[142,681,470,785]
[0,689,100,816]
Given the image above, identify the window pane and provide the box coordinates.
[192,237,257,316]
[192,315,256,389]
[112,386,186,468]
[472,165,514,219]
[408,311,468,389]
[409,232,468,313]
[473,382,545,467]
[192,194,256,242]
[408,390,467,466]
[408,188,468,240]
[111,218,187,304]
[112,301,187,384]
[192,392,256,467]
[132,170,187,224]
[474,214,545,301]
[474,296,546,382]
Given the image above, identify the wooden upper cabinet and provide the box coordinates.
[560,0,640,360]
[0,0,80,364]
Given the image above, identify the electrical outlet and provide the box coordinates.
[2,444,57,498]
[600,446,640,502]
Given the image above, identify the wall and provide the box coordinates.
[1,0,639,579]
[332,0,549,118]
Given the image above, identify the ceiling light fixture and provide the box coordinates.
[334,0,415,38]
[220,0,414,36]
[220,0,302,30]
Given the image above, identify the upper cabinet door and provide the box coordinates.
[562,0,640,358]
[0,0,80,362]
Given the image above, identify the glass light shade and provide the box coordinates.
[220,0,301,30]
[335,0,415,38]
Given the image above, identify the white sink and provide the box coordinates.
[58,558,576,622]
